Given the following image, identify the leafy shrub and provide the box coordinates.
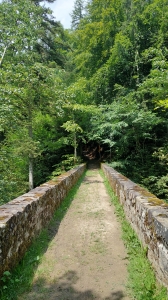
[51,154,83,177]
[142,175,168,202]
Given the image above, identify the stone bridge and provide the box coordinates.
[0,163,168,290]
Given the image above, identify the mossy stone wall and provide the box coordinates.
[101,163,168,288]
[0,164,86,278]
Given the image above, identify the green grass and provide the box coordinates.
[86,170,97,176]
[100,169,168,300]
[0,171,86,300]
[90,238,106,255]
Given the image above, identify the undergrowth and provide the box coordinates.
[0,171,86,300]
[50,154,83,177]
[100,169,168,300]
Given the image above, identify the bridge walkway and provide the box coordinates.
[19,167,130,300]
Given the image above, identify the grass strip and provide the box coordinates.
[0,171,86,300]
[100,169,168,300]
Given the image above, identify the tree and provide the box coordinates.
[61,120,83,162]
[0,0,45,66]
[1,0,168,204]
[138,48,168,109]
[0,62,60,188]
[0,0,68,190]
[71,0,86,30]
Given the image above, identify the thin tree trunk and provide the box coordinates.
[29,156,33,190]
[0,46,7,67]
[74,132,77,164]
[135,49,140,85]
[28,118,33,190]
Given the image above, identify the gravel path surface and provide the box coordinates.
[19,169,130,300]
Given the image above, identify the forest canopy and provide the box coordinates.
[0,0,168,204]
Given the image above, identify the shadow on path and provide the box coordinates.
[23,270,126,300]
[87,159,100,170]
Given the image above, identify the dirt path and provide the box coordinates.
[19,169,130,300]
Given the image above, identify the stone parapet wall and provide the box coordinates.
[101,163,168,288]
[0,164,86,278]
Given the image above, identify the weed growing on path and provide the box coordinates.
[0,171,86,300]
[100,170,168,300]
[90,238,106,255]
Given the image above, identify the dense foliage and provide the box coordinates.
[0,0,168,204]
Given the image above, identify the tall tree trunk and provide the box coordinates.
[135,49,140,86]
[74,132,77,164]
[0,46,7,67]
[28,111,33,190]
[29,156,33,190]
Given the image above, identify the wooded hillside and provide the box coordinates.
[0,0,168,204]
